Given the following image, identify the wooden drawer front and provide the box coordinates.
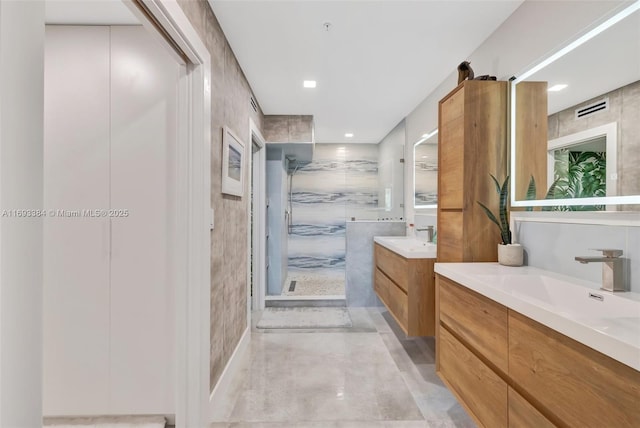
[436,210,464,262]
[438,89,465,210]
[508,387,555,428]
[374,243,408,292]
[509,311,640,428]
[438,276,508,373]
[374,268,408,332]
[439,326,507,427]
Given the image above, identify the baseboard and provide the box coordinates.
[208,327,250,421]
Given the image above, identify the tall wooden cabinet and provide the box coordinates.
[437,81,508,262]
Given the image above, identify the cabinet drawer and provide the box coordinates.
[438,275,508,373]
[509,311,640,428]
[508,386,555,428]
[439,326,507,427]
[374,243,408,292]
[374,268,408,332]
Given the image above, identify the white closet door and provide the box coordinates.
[109,26,178,414]
[43,26,111,415]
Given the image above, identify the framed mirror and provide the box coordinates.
[414,129,438,209]
[511,1,640,210]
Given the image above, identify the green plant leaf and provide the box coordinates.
[498,176,510,244]
[525,175,536,211]
[477,201,501,230]
[490,174,501,195]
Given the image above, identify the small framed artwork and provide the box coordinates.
[221,126,245,197]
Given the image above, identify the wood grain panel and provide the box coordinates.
[375,243,408,293]
[407,258,435,336]
[436,210,464,262]
[463,81,507,260]
[438,326,508,428]
[438,276,508,374]
[509,311,640,428]
[508,386,555,428]
[374,268,408,333]
[515,81,548,201]
[438,85,465,209]
[436,80,506,263]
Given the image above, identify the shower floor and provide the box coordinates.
[282,271,345,297]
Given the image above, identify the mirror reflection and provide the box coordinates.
[512,3,640,209]
[414,130,438,208]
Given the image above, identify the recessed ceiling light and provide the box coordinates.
[345,133,354,138]
[421,156,428,159]
[303,80,317,88]
[548,84,568,92]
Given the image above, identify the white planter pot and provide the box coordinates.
[498,243,523,267]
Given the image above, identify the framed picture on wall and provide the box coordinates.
[221,126,245,197]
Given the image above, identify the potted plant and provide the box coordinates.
[477,175,523,266]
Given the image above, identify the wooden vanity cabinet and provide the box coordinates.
[436,274,640,428]
[437,80,508,263]
[374,243,435,336]
[509,311,640,428]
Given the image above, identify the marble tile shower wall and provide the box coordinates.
[288,144,379,283]
[516,221,640,293]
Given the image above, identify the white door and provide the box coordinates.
[43,25,112,415]
[43,25,179,416]
[109,25,178,414]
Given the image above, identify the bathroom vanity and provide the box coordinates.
[435,263,640,427]
[373,237,436,336]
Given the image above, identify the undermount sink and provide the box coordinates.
[373,236,436,259]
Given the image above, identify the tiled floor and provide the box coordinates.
[210,308,475,427]
[281,272,345,297]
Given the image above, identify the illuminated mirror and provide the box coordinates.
[414,129,438,209]
[511,1,640,210]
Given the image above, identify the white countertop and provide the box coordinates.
[374,236,437,259]
[434,263,640,371]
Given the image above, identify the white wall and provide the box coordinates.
[0,2,45,426]
[377,120,405,221]
[404,0,630,230]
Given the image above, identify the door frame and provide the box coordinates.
[1,0,211,424]
[249,118,267,313]
[123,1,212,426]
[129,0,213,427]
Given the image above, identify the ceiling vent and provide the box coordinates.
[575,97,609,119]
[250,96,258,113]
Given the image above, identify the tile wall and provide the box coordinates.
[287,144,379,288]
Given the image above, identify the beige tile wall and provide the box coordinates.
[263,115,314,143]
[177,0,264,391]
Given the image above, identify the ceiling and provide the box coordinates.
[526,6,639,115]
[209,0,524,144]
